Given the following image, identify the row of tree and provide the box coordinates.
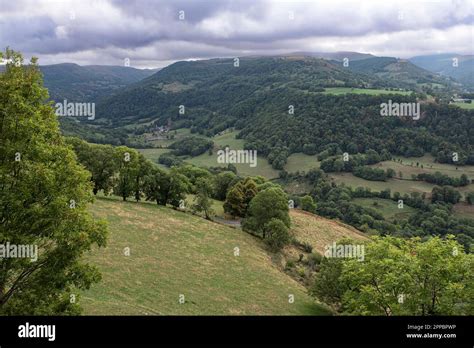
[416,172,470,187]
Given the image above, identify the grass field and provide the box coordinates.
[329,172,437,195]
[285,153,320,173]
[453,203,474,220]
[323,87,412,96]
[137,148,170,163]
[185,130,280,179]
[212,130,245,148]
[185,194,225,218]
[452,102,474,110]
[377,155,474,180]
[352,198,418,220]
[289,209,368,255]
[81,197,331,315]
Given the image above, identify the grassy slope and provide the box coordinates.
[185,131,280,179]
[285,153,320,173]
[323,87,411,95]
[81,197,331,315]
[352,197,418,220]
[452,102,474,110]
[289,209,369,255]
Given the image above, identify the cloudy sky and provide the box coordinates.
[0,0,473,68]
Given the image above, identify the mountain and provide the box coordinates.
[409,54,474,90]
[289,51,375,61]
[39,63,159,102]
[95,55,437,128]
[346,56,454,88]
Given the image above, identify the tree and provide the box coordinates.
[133,154,153,202]
[467,192,474,205]
[243,187,291,238]
[300,195,317,212]
[264,218,290,251]
[213,171,236,200]
[241,177,258,212]
[0,49,107,314]
[167,168,191,208]
[431,186,462,204]
[143,167,170,205]
[313,236,473,315]
[223,182,246,217]
[192,177,214,220]
[113,147,140,201]
[310,257,345,307]
[67,139,118,196]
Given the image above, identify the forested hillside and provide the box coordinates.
[40,63,158,102]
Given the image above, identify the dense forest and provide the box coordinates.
[89,57,473,172]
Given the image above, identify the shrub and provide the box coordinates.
[264,218,291,251]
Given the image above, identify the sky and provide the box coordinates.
[0,0,473,68]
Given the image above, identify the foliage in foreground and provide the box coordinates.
[0,49,107,315]
[312,236,473,315]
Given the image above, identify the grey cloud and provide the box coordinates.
[0,0,472,67]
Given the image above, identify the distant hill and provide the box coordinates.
[39,63,159,102]
[347,56,453,88]
[95,55,438,128]
[409,54,474,90]
[81,197,334,315]
[289,51,375,61]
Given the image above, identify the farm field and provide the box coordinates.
[452,101,474,110]
[352,198,418,220]
[329,172,437,195]
[285,153,320,173]
[377,155,474,180]
[322,87,412,95]
[453,203,474,220]
[138,148,170,164]
[81,197,331,315]
[185,152,279,179]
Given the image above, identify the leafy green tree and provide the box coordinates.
[113,147,140,201]
[143,167,170,205]
[311,257,345,307]
[431,186,462,204]
[167,168,191,208]
[244,187,290,238]
[133,154,153,202]
[223,182,246,217]
[466,192,474,205]
[241,177,258,213]
[192,177,214,220]
[263,218,290,251]
[176,165,212,194]
[313,236,473,315]
[66,138,118,195]
[0,49,107,314]
[300,195,317,212]
[213,171,236,200]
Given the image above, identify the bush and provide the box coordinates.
[300,195,317,212]
[264,218,291,251]
[285,260,295,269]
